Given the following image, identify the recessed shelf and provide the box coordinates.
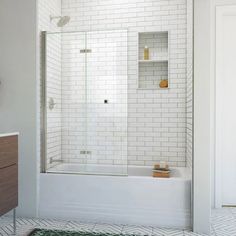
[139,59,168,63]
[137,87,169,90]
[138,31,169,90]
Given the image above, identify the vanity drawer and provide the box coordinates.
[0,135,18,169]
[0,164,18,216]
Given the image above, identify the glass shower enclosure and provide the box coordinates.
[41,30,128,176]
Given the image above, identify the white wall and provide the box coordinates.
[193,0,211,234]
[0,0,38,216]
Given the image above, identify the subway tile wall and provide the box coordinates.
[139,61,168,89]
[61,30,128,166]
[60,32,86,165]
[138,32,168,61]
[138,32,169,89]
[60,0,189,167]
[38,0,62,169]
[186,0,193,169]
[83,30,128,166]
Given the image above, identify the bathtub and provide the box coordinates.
[39,164,191,229]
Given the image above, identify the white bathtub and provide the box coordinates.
[39,164,191,229]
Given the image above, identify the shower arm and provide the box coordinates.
[50,15,61,21]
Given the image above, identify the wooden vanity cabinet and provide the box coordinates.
[0,135,18,216]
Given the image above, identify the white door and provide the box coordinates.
[216,5,236,206]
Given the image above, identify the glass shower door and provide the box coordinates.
[60,32,88,172]
[43,30,127,176]
[43,32,63,171]
[86,30,128,175]
[43,31,87,172]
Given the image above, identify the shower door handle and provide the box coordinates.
[80,49,92,53]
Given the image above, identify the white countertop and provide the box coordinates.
[0,132,19,138]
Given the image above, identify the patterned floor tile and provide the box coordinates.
[213,229,236,236]
[184,231,206,236]
[31,218,68,228]
[65,221,95,232]
[2,208,236,236]
[92,223,123,234]
[122,225,153,235]
[153,227,184,236]
[229,208,236,218]
[211,216,236,229]
[0,224,15,236]
[15,225,35,236]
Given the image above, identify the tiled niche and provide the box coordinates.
[138,31,169,89]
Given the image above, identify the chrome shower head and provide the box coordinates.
[57,16,70,27]
[50,15,70,27]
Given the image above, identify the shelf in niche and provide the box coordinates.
[138,31,169,90]
[139,58,168,63]
[137,87,169,90]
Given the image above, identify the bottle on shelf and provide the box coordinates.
[144,45,149,60]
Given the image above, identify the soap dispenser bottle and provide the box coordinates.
[144,46,149,60]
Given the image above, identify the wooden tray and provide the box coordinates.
[153,171,170,178]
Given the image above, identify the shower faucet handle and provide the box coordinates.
[48,97,56,110]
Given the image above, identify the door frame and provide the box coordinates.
[215,5,236,208]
